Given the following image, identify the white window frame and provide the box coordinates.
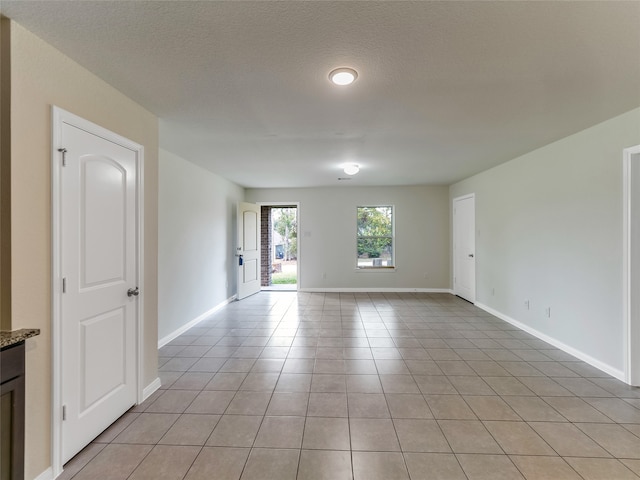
[356,205,395,269]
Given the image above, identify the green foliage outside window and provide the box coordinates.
[273,208,297,260]
[357,206,393,265]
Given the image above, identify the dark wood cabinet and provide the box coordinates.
[0,341,25,480]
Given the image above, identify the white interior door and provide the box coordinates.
[625,146,640,386]
[59,117,139,463]
[237,202,261,299]
[453,194,476,303]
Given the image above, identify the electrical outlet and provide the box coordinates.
[492,288,495,296]
[545,307,551,318]
[423,272,428,279]
[524,300,530,310]
[322,272,326,280]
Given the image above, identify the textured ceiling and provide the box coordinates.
[2,1,640,188]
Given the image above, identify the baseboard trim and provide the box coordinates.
[141,377,162,402]
[158,295,237,348]
[45,378,162,480]
[298,287,453,293]
[34,467,54,480]
[475,302,625,381]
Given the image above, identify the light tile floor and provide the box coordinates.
[61,292,640,479]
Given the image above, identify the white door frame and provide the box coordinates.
[51,106,145,476]
[452,193,476,302]
[256,202,301,289]
[623,144,640,386]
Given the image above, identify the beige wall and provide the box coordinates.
[9,21,159,479]
[158,149,244,342]
[450,107,640,377]
[246,186,450,290]
[1,18,12,330]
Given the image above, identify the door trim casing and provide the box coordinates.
[623,144,640,386]
[51,106,144,476]
[452,193,476,303]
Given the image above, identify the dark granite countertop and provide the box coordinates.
[0,329,41,349]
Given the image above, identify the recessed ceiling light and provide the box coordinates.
[343,164,360,175]
[329,67,358,86]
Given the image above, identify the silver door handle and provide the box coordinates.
[468,254,474,258]
[127,287,140,297]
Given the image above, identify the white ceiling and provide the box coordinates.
[2,1,639,188]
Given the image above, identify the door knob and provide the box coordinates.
[127,287,140,297]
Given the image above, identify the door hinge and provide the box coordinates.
[62,405,67,421]
[58,148,67,167]
[62,277,67,293]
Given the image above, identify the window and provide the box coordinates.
[357,206,394,268]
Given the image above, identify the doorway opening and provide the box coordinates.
[261,205,298,291]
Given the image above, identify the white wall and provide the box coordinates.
[450,107,640,377]
[246,186,449,290]
[158,149,244,343]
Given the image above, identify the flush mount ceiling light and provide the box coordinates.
[329,67,358,86]
[343,164,360,175]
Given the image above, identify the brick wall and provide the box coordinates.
[261,206,272,286]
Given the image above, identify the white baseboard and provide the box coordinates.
[475,302,625,381]
[43,378,162,480]
[298,287,453,293]
[141,377,162,402]
[158,295,237,348]
[34,467,54,480]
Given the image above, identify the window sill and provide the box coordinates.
[355,267,397,273]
